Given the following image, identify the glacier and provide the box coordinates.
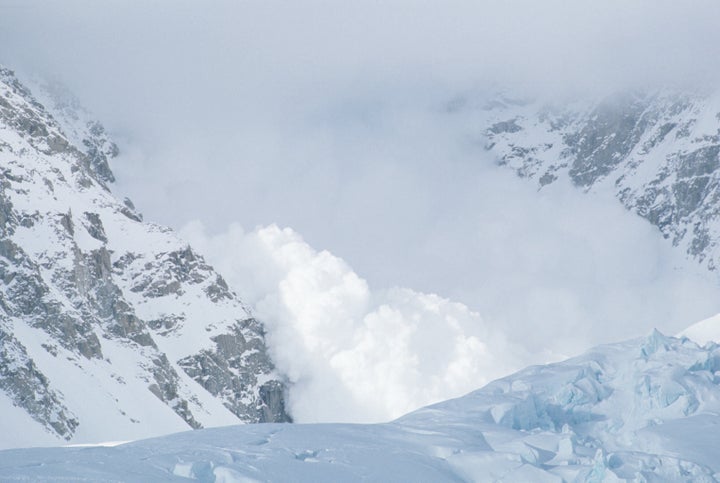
[1,331,719,481]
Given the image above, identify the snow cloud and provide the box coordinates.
[181,222,522,422]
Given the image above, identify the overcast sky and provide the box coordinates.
[2,0,720,421]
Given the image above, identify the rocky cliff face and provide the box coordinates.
[0,66,289,448]
[480,90,720,273]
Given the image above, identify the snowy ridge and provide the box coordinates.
[0,66,289,448]
[1,331,719,481]
[682,313,720,346]
[479,90,720,274]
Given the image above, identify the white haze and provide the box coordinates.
[2,0,720,422]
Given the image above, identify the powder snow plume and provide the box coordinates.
[181,222,526,422]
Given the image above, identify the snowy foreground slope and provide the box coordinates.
[0,66,288,448]
[2,331,720,482]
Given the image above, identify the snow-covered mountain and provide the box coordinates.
[0,66,289,448]
[2,330,719,481]
[479,90,720,274]
[5,56,720,480]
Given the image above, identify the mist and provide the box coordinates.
[2,0,720,422]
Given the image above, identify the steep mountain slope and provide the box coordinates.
[0,66,289,448]
[479,90,720,274]
[1,331,719,481]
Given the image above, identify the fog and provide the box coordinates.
[2,0,720,421]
